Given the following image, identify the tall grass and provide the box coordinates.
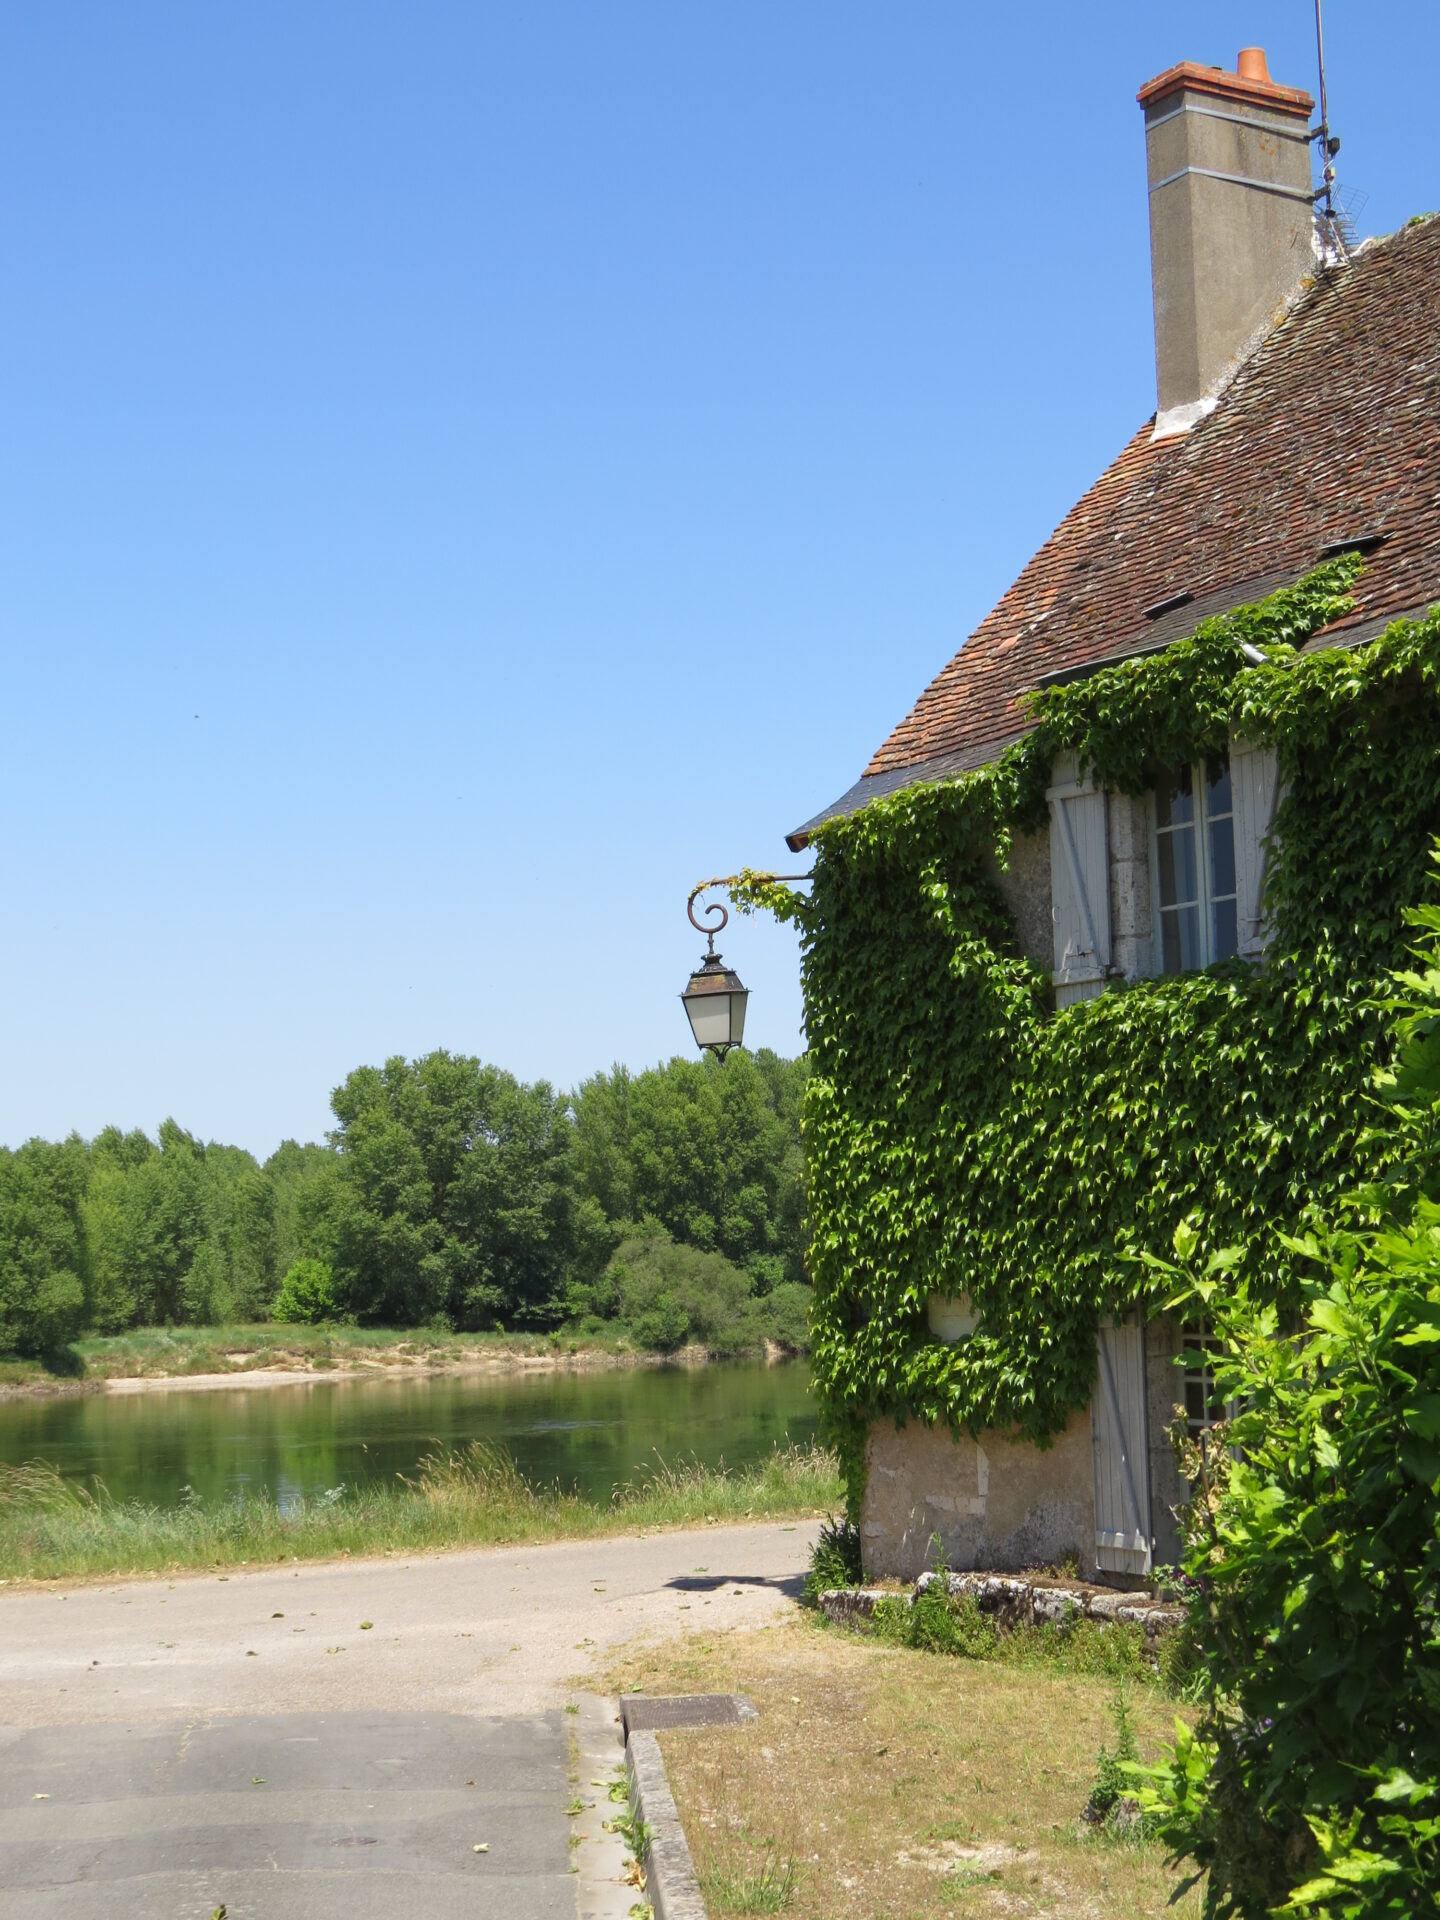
[0,1442,840,1583]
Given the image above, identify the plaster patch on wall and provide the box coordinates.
[975,1443,990,1498]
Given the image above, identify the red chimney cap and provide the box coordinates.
[1137,52,1313,118]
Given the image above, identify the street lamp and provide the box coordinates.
[680,874,812,1061]
[681,887,749,1060]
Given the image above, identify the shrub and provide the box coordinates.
[761,1282,812,1353]
[1137,877,1440,1917]
[803,1513,862,1605]
[271,1257,342,1325]
[603,1223,759,1354]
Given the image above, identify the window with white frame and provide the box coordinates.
[1182,1317,1223,1438]
[1153,754,1240,972]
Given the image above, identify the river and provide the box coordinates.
[0,1359,818,1509]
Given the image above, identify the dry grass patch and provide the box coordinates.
[601,1614,1199,1920]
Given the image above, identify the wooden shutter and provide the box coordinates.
[1048,753,1111,1007]
[1231,736,1281,959]
[1091,1318,1152,1576]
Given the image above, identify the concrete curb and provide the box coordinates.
[626,1727,708,1920]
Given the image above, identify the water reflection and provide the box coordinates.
[0,1361,817,1508]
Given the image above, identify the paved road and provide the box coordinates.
[2,1709,574,1919]
[0,1521,815,1917]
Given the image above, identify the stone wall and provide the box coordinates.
[988,826,1052,971]
[862,1319,1188,1586]
[860,1412,1098,1583]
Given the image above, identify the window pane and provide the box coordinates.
[1184,1318,1221,1438]
[1156,765,1194,829]
[1161,903,1201,972]
[1205,753,1232,816]
[1212,896,1239,962]
[1157,824,1198,906]
[1208,816,1237,899]
[1184,1372,1212,1429]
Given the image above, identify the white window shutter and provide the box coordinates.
[1231,735,1281,959]
[1048,753,1111,1007]
[1091,1318,1153,1577]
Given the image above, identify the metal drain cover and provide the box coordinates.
[620,1693,756,1735]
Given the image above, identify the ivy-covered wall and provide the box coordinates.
[733,559,1440,1516]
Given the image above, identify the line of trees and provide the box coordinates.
[0,1049,808,1359]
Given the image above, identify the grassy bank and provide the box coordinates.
[0,1318,808,1396]
[0,1441,840,1584]
[602,1614,1199,1920]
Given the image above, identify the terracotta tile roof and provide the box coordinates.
[859,213,1440,785]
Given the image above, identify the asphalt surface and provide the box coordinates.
[1,1710,573,1919]
[0,1520,815,1917]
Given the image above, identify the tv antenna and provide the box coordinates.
[1311,0,1355,259]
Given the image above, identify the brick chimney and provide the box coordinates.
[1138,48,1316,437]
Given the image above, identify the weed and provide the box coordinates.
[801,1513,861,1605]
[869,1596,910,1644]
[1082,1679,1152,1840]
[996,1619,1156,1686]
[939,1863,1001,1894]
[702,1842,799,1913]
[902,1539,998,1660]
[608,1804,652,1861]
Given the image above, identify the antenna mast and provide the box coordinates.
[1311,0,1348,258]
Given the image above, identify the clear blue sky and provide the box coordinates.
[3,4,1435,1158]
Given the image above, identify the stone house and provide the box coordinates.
[787,47,1440,1583]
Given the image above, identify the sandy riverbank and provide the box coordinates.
[98,1347,700,1396]
[0,1336,798,1402]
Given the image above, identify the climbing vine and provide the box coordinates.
[726,558,1440,1516]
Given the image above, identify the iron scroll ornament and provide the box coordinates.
[686,885,730,957]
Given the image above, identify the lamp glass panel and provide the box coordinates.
[727,990,750,1047]
[684,990,735,1050]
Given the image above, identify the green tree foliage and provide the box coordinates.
[726,562,1440,1511]
[1138,888,1440,1917]
[571,1049,807,1287]
[0,1137,87,1354]
[264,1139,341,1282]
[271,1257,341,1325]
[572,1221,811,1355]
[326,1051,577,1329]
[0,1051,808,1350]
